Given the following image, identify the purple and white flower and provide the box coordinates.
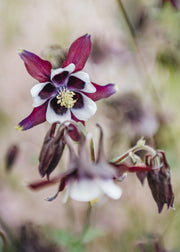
[67,175,122,202]
[29,123,122,202]
[17,34,117,130]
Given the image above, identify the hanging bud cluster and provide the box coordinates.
[29,121,174,212]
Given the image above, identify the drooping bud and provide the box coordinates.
[38,123,57,177]
[136,171,148,185]
[146,151,174,213]
[38,123,66,178]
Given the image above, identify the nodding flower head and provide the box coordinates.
[29,123,122,202]
[145,151,174,213]
[16,34,117,131]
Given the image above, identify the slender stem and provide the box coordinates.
[66,200,76,232]
[0,230,7,252]
[0,215,17,251]
[90,138,95,162]
[79,203,92,240]
[117,0,135,39]
[111,144,156,164]
[117,0,178,157]
[117,0,162,106]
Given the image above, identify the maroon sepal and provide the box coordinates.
[85,83,116,101]
[19,50,52,82]
[18,102,48,130]
[28,175,60,190]
[62,34,91,72]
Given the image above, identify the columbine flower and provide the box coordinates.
[62,127,122,202]
[16,34,116,131]
[29,123,122,202]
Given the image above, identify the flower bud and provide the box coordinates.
[146,151,174,213]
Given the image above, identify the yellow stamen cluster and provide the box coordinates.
[56,88,76,108]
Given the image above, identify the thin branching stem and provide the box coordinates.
[117,0,135,39]
[110,144,156,164]
[79,203,92,241]
[90,138,96,162]
[117,0,162,107]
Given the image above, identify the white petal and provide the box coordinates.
[98,179,122,200]
[70,179,102,202]
[71,71,96,93]
[71,93,97,121]
[46,101,71,123]
[51,63,75,80]
[30,82,49,107]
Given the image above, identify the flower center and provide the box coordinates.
[56,88,76,108]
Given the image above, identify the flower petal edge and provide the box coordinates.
[85,83,117,101]
[62,34,91,72]
[19,49,52,82]
[16,102,48,130]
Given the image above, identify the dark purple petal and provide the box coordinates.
[136,171,148,185]
[39,83,56,99]
[67,114,86,141]
[58,168,77,193]
[73,92,84,109]
[67,123,81,142]
[50,98,68,115]
[71,113,85,125]
[17,102,48,130]
[67,76,85,90]
[62,34,91,72]
[19,49,52,82]
[68,115,85,142]
[52,71,69,85]
[85,83,117,101]
[28,175,61,190]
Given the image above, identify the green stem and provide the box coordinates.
[117,0,178,155]
[0,230,7,252]
[90,138,95,162]
[117,0,162,107]
[117,0,135,39]
[0,215,18,251]
[110,144,156,164]
[80,203,92,240]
